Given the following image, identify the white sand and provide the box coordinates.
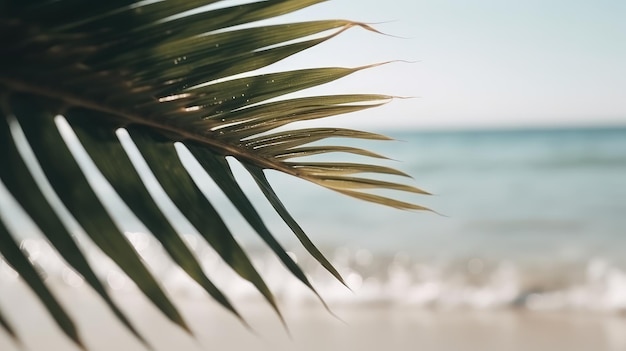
[2,282,626,351]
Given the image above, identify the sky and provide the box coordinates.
[253,0,626,130]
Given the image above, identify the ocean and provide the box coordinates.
[2,126,626,313]
[234,126,626,312]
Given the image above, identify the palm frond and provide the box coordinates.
[0,0,430,348]
[0,306,17,344]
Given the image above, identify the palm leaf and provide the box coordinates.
[0,306,18,344]
[0,0,430,348]
[0,219,83,349]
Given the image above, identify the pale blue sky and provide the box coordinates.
[261,0,626,130]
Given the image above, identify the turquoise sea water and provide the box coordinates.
[226,126,626,310]
[2,125,626,311]
[268,127,626,259]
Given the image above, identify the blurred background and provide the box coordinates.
[1,0,625,350]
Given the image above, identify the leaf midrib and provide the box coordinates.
[0,75,299,176]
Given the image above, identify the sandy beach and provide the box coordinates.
[2,281,626,351]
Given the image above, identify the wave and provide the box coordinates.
[5,236,626,313]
